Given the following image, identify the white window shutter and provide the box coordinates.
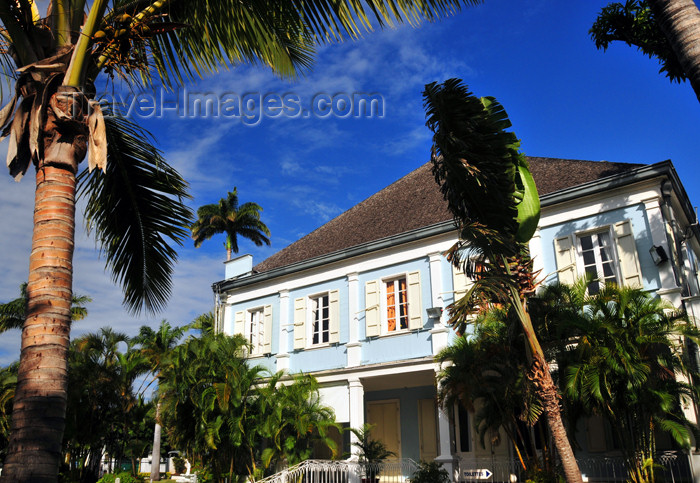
[407,271,423,330]
[234,311,245,336]
[294,297,306,350]
[614,220,643,288]
[452,264,470,300]
[263,305,273,354]
[365,280,380,337]
[329,290,340,343]
[554,235,577,285]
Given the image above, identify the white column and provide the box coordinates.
[347,272,362,367]
[434,366,455,481]
[429,252,450,355]
[529,228,545,286]
[276,289,290,371]
[348,377,365,455]
[644,197,683,305]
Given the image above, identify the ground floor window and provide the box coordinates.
[456,404,471,453]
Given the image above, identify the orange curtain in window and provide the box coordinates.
[398,278,407,329]
[386,282,396,331]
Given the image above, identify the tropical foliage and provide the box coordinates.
[191,189,271,261]
[423,78,581,482]
[439,278,700,483]
[0,283,92,333]
[134,320,187,481]
[591,0,700,103]
[1,0,480,477]
[537,282,700,483]
[160,332,339,482]
[436,308,556,478]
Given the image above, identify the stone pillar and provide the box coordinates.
[644,197,682,305]
[276,289,290,372]
[348,377,365,455]
[529,228,545,286]
[347,272,362,367]
[434,366,455,481]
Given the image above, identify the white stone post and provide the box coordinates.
[276,289,290,371]
[347,272,362,367]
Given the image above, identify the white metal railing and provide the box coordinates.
[254,459,419,483]
[455,452,692,483]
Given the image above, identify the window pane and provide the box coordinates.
[458,405,470,452]
[580,235,593,251]
[582,250,596,265]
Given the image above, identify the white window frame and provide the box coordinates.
[574,226,621,294]
[307,292,331,347]
[246,307,265,356]
[454,403,472,454]
[380,274,410,334]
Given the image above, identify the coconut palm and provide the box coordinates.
[134,320,186,481]
[423,78,581,482]
[191,189,271,261]
[591,0,700,103]
[0,1,481,479]
[0,283,91,333]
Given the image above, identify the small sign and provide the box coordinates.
[462,469,493,480]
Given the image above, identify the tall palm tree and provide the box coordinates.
[437,309,554,478]
[423,78,582,483]
[135,320,186,482]
[0,283,91,333]
[0,1,481,479]
[191,188,271,261]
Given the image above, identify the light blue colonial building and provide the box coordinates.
[212,158,700,480]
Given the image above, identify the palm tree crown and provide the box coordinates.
[192,188,271,260]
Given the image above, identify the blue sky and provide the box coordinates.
[1,0,699,364]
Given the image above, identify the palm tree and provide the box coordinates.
[0,363,17,465]
[423,78,582,483]
[540,282,700,483]
[591,0,700,103]
[436,308,554,478]
[261,374,340,470]
[0,283,91,333]
[0,1,481,479]
[191,188,271,261]
[134,320,186,481]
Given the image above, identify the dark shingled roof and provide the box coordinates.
[254,157,642,273]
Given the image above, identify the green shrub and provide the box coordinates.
[409,461,450,483]
[97,471,141,483]
[173,456,186,474]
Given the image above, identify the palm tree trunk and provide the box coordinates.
[1,87,88,482]
[1,164,76,482]
[151,401,163,481]
[648,0,700,102]
[513,295,583,483]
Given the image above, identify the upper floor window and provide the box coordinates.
[577,229,619,294]
[554,220,643,291]
[365,271,423,337]
[294,290,340,350]
[385,277,408,332]
[247,308,265,355]
[234,305,272,356]
[311,294,330,345]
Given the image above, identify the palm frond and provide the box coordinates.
[77,106,193,314]
[96,0,482,89]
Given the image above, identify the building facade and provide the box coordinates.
[212,158,700,479]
